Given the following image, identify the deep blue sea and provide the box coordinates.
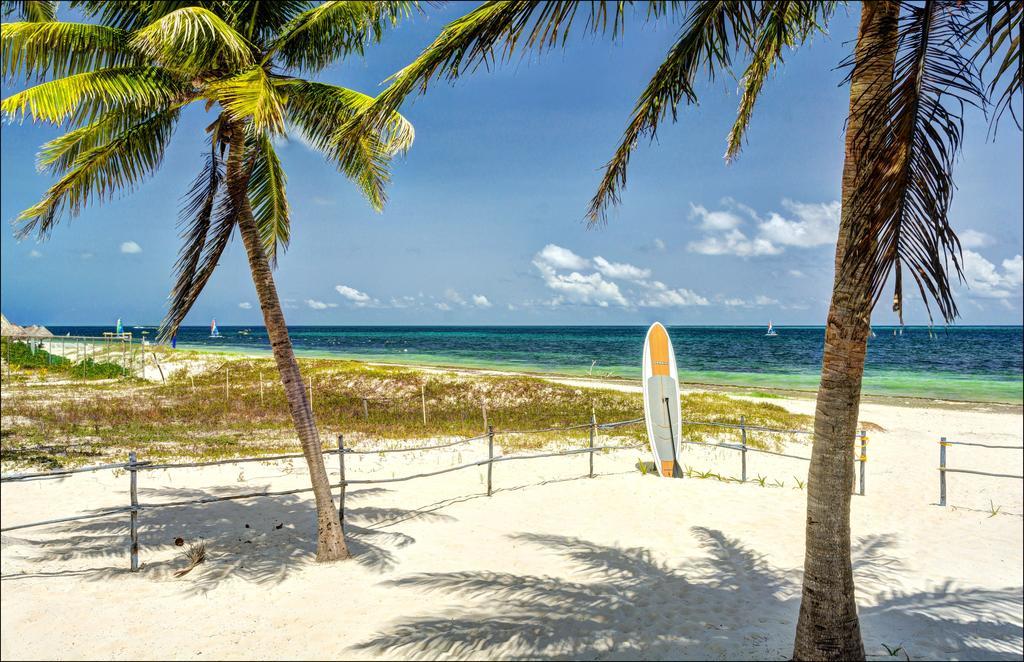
[50,325,1024,404]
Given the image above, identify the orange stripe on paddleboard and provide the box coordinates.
[648,323,671,377]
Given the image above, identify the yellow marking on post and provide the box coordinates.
[661,460,675,477]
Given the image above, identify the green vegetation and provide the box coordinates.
[1,337,128,379]
[1,354,814,471]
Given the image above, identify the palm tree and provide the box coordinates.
[1,0,416,562]
[327,1,1021,658]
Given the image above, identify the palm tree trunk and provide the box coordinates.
[793,2,899,659]
[224,122,349,562]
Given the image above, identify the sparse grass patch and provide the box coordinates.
[2,354,814,470]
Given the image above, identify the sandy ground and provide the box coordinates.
[2,391,1022,661]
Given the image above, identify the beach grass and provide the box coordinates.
[1,353,814,470]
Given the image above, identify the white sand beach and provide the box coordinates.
[2,393,1021,660]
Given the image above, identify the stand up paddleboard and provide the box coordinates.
[642,322,682,477]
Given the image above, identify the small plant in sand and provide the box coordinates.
[755,474,768,488]
[881,642,910,660]
[174,541,207,578]
[772,479,786,489]
[987,500,1002,518]
[793,477,806,490]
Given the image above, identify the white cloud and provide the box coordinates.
[335,284,376,307]
[120,241,142,254]
[637,280,709,308]
[389,296,418,309]
[471,294,492,308]
[959,229,994,249]
[688,199,839,257]
[961,250,1024,298]
[689,203,744,231]
[305,299,337,310]
[435,302,452,311]
[80,251,94,260]
[238,302,253,310]
[444,288,466,305]
[718,295,778,308]
[757,200,840,248]
[534,261,627,307]
[28,249,41,258]
[653,238,666,252]
[593,256,651,281]
[788,269,806,278]
[688,229,781,257]
[1003,255,1023,287]
[535,244,589,270]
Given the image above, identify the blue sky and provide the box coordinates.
[2,4,1022,327]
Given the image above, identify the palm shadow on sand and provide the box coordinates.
[1,485,454,593]
[353,528,1023,660]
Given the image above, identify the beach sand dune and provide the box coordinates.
[1,398,1021,660]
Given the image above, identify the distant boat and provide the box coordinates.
[115,318,123,335]
[209,319,221,338]
[765,321,779,337]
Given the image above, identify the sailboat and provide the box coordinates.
[209,319,221,338]
[765,321,779,337]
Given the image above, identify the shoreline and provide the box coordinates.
[168,344,1024,413]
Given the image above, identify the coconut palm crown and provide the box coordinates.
[1,0,415,336]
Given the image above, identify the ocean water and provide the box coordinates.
[50,325,1024,404]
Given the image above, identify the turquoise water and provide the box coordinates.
[54,325,1024,404]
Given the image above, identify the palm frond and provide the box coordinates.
[16,107,180,238]
[281,78,413,209]
[725,1,836,162]
[35,110,146,174]
[1,66,187,126]
[847,0,985,324]
[1,0,56,22]
[281,78,413,155]
[159,131,230,342]
[2,21,139,82]
[248,132,290,265]
[330,0,614,179]
[587,1,759,223]
[69,1,199,32]
[210,66,286,134]
[966,0,1022,131]
[131,5,254,77]
[268,0,418,71]
[221,0,312,43]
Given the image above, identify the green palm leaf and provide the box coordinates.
[846,0,985,324]
[725,1,835,162]
[1,0,56,22]
[131,5,253,76]
[587,1,758,222]
[281,78,413,209]
[269,0,418,71]
[210,65,286,134]
[160,134,229,341]
[248,132,290,265]
[2,21,139,81]
[1,65,187,125]
[17,107,180,238]
[966,0,1022,131]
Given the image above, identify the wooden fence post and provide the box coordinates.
[939,437,948,506]
[859,430,867,496]
[740,415,748,483]
[589,410,596,479]
[487,425,494,497]
[338,434,346,531]
[129,451,139,572]
[482,403,488,434]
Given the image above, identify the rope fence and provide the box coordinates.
[0,411,876,570]
[937,436,1024,506]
